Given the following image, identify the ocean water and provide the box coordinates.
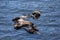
[0,0,60,40]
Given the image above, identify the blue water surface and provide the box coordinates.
[0,0,60,40]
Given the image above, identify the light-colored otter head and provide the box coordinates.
[32,11,41,19]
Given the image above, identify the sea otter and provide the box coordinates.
[22,11,41,19]
[12,17,40,34]
[12,11,41,34]
[32,11,41,19]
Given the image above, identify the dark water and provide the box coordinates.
[0,0,60,40]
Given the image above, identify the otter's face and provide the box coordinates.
[12,17,22,30]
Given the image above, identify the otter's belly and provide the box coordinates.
[18,21,30,26]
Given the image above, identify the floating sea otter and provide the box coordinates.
[12,11,41,34]
[32,11,41,19]
[23,11,41,19]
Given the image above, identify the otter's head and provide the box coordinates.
[12,17,21,30]
[32,11,41,19]
[12,17,20,22]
